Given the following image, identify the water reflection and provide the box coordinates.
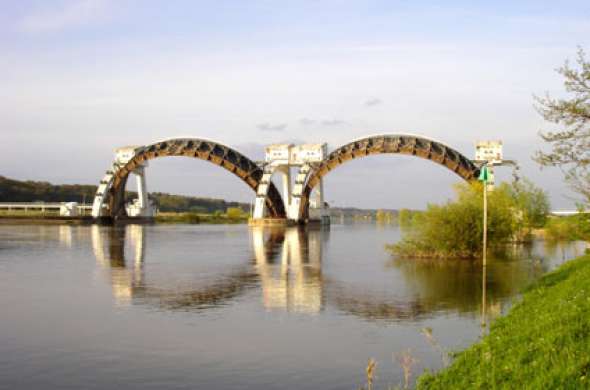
[326,285,428,321]
[58,225,73,247]
[387,246,550,322]
[91,225,145,302]
[91,225,328,313]
[92,225,260,309]
[252,227,325,313]
[541,239,587,265]
[90,224,587,323]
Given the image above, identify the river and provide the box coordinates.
[0,223,585,389]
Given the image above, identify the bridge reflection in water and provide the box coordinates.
[252,227,324,312]
[91,225,327,313]
[91,225,145,303]
[89,224,584,322]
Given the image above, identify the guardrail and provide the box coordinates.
[550,210,590,217]
[0,202,93,216]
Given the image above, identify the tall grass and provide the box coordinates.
[417,254,590,388]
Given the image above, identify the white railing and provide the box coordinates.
[0,202,93,216]
[550,210,589,216]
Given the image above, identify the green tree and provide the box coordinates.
[389,182,519,259]
[226,207,245,219]
[398,208,414,231]
[376,209,393,224]
[545,214,590,241]
[508,178,551,240]
[534,48,590,204]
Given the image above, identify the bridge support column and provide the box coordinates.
[253,165,292,221]
[251,143,329,225]
[305,177,329,224]
[253,197,267,219]
[253,165,275,219]
[135,166,148,211]
[92,146,155,219]
[281,166,291,210]
[287,163,310,221]
[126,163,155,218]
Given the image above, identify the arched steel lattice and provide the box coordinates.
[107,138,286,218]
[298,134,480,219]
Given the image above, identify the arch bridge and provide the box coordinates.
[92,134,482,224]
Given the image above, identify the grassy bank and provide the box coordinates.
[0,211,248,225]
[154,211,248,224]
[417,254,590,389]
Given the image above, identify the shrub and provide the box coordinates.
[388,180,548,259]
[545,214,590,241]
[226,207,246,219]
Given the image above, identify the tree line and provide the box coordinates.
[0,175,250,214]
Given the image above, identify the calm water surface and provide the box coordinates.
[0,223,586,389]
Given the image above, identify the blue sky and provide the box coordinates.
[1,0,589,209]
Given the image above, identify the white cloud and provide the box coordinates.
[18,0,109,33]
[298,118,346,126]
[257,122,287,132]
[364,98,382,107]
[299,118,316,126]
[321,119,347,126]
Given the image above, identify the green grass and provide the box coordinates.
[417,254,590,389]
[154,211,248,224]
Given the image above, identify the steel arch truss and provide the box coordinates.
[297,134,480,220]
[94,138,286,219]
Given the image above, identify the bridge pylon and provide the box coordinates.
[91,146,155,219]
[251,143,329,225]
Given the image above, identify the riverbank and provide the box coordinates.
[154,212,248,224]
[0,212,248,225]
[0,215,94,225]
[417,253,590,389]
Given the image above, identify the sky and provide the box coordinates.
[1,0,589,210]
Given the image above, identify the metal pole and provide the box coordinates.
[481,257,487,330]
[481,172,488,330]
[483,179,487,268]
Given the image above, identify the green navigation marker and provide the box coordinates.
[478,166,490,183]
